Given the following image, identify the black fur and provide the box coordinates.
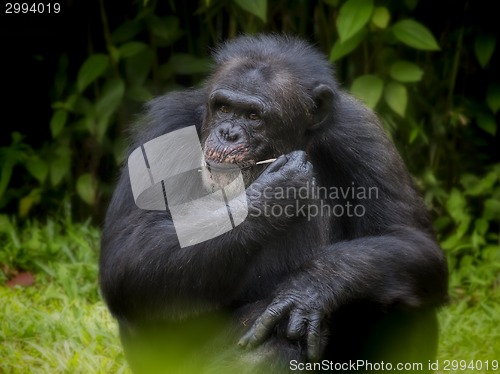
[100,35,448,373]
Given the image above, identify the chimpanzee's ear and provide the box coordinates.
[311,84,334,129]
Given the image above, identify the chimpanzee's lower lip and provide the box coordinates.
[205,160,248,171]
[204,158,276,171]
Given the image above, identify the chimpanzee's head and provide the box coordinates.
[200,35,336,190]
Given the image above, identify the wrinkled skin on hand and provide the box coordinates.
[239,272,333,362]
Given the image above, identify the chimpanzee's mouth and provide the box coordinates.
[204,158,278,172]
[201,155,278,192]
[202,140,277,172]
[204,159,253,172]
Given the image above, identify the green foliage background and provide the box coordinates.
[0,0,499,371]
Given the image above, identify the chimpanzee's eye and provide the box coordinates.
[219,105,230,113]
[248,113,260,120]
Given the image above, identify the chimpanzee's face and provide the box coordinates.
[200,61,313,190]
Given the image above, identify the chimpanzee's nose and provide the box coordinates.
[218,123,241,143]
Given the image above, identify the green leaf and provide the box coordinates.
[0,215,14,235]
[323,0,339,5]
[434,216,451,232]
[456,215,471,240]
[474,218,489,236]
[96,116,110,143]
[95,78,125,120]
[384,82,407,117]
[24,156,49,183]
[409,127,419,144]
[113,138,127,165]
[484,199,500,221]
[476,113,497,136]
[77,54,109,92]
[111,21,143,44]
[19,188,41,217]
[350,75,384,109]
[483,245,500,263]
[125,48,153,86]
[146,16,183,44]
[440,232,462,251]
[460,172,497,196]
[53,94,77,112]
[50,110,68,138]
[0,159,15,199]
[94,78,124,142]
[50,146,71,187]
[389,61,423,82]
[73,96,94,116]
[336,0,374,43]
[234,0,267,23]
[329,29,367,61]
[109,45,120,65]
[372,6,390,29]
[404,0,418,10]
[118,42,147,59]
[486,82,500,114]
[169,54,212,75]
[0,134,29,198]
[392,19,440,51]
[76,173,97,205]
[80,115,96,135]
[422,168,437,186]
[446,189,468,223]
[474,33,496,68]
[127,86,153,102]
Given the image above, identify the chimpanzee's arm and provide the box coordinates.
[100,148,314,323]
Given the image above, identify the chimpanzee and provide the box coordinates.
[100,34,448,373]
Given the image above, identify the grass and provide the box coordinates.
[0,215,499,373]
[0,215,128,374]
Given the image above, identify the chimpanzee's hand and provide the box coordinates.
[238,274,333,362]
[257,150,314,190]
[247,150,316,221]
